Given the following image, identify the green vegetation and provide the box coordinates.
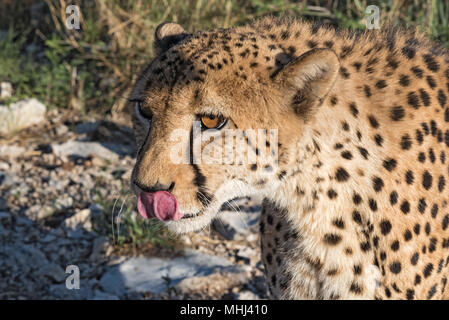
[0,0,448,112]
[91,184,181,253]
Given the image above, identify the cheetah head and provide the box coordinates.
[130,22,340,233]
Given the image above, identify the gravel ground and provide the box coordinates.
[0,107,267,300]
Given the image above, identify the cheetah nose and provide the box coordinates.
[137,191,182,221]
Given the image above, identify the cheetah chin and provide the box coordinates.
[166,180,257,234]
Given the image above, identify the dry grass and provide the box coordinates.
[1,1,448,113]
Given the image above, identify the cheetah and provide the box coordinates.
[129,16,449,299]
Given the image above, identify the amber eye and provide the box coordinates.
[200,114,227,130]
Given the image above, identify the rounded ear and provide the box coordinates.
[154,22,189,55]
[274,48,340,121]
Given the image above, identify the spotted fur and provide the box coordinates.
[130,17,449,300]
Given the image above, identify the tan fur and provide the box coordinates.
[130,16,449,300]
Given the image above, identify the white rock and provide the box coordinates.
[0,98,46,135]
[0,82,13,98]
[100,249,245,296]
[63,209,92,231]
[0,145,26,158]
[235,290,261,300]
[52,141,119,160]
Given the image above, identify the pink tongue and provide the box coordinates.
[137,191,182,221]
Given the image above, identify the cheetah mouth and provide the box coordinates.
[165,205,220,233]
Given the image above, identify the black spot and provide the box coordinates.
[327,189,338,199]
[349,282,363,294]
[411,253,419,265]
[445,108,449,122]
[352,210,362,225]
[341,151,353,160]
[426,75,437,89]
[404,229,413,241]
[405,170,414,184]
[360,241,371,252]
[407,92,420,109]
[323,233,342,245]
[427,285,437,299]
[349,103,359,117]
[429,148,436,163]
[438,90,447,108]
[430,120,437,136]
[368,115,379,128]
[375,80,387,89]
[399,74,410,86]
[335,167,350,182]
[429,237,437,252]
[422,171,433,190]
[369,198,378,212]
[352,61,362,71]
[334,143,343,149]
[419,89,431,106]
[423,263,434,278]
[278,170,287,180]
[383,158,397,171]
[372,176,384,192]
[414,223,420,235]
[340,66,350,79]
[418,152,426,163]
[353,193,362,205]
[423,53,439,72]
[425,222,431,235]
[391,240,400,251]
[380,220,392,235]
[411,66,424,78]
[353,264,362,275]
[431,204,439,218]
[400,200,410,214]
[332,218,345,229]
[414,274,422,285]
[389,191,398,205]
[416,129,424,145]
[250,164,257,171]
[389,261,402,274]
[390,106,405,121]
[358,147,369,159]
[402,46,416,59]
[342,121,350,131]
[400,134,412,150]
[330,95,338,106]
[406,289,415,300]
[442,215,449,230]
[418,198,427,213]
[421,122,430,135]
[364,85,372,97]
[374,134,383,146]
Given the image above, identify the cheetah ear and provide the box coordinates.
[276,48,340,120]
[154,22,189,55]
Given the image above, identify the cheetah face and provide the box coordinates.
[130,23,339,233]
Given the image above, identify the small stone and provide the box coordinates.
[63,209,92,231]
[0,82,13,98]
[0,98,46,135]
[234,290,261,300]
